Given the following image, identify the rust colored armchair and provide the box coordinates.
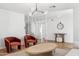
[4,37,21,53]
[24,35,37,47]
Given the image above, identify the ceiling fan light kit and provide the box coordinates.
[29,3,56,16]
[29,3,47,16]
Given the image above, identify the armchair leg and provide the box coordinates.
[18,45,21,49]
[6,47,9,53]
[25,43,29,48]
[6,46,11,53]
[33,42,37,45]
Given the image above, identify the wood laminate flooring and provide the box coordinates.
[0,40,75,56]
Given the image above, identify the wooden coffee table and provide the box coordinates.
[26,43,57,56]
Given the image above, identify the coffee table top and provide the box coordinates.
[26,43,57,55]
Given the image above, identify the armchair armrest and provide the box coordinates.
[5,39,11,47]
[6,39,10,43]
[15,38,21,42]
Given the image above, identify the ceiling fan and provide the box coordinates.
[31,3,45,15]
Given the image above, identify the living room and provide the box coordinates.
[0,2,79,56]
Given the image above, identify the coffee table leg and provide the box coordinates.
[52,49,56,56]
[46,51,52,56]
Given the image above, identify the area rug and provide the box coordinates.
[5,48,71,56]
[54,48,71,56]
[66,49,79,56]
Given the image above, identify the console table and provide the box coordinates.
[54,33,66,43]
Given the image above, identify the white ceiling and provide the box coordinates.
[0,3,79,15]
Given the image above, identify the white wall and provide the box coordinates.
[8,11,25,38]
[46,9,73,43]
[31,9,73,43]
[74,8,79,41]
[73,8,79,47]
[0,9,10,49]
[0,9,25,49]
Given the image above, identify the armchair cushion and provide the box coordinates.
[26,40,37,43]
[25,35,36,40]
[10,42,21,46]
